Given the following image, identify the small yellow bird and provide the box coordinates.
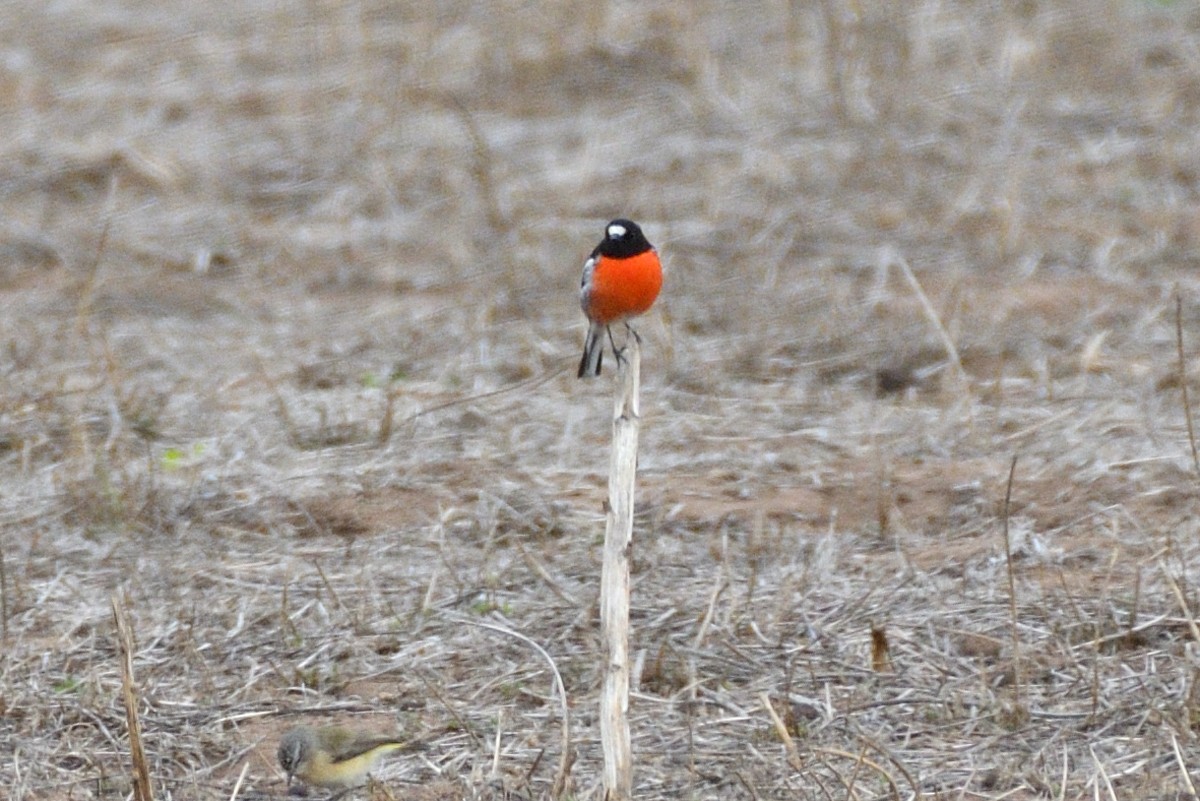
[277,724,414,795]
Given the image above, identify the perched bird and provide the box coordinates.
[577,218,663,378]
[277,724,413,797]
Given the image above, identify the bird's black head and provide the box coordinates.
[597,219,653,259]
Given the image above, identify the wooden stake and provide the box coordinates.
[600,337,641,801]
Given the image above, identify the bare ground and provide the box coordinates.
[4,1,1200,799]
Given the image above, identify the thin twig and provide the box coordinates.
[1089,744,1117,801]
[758,692,803,772]
[1160,561,1200,644]
[811,747,900,801]
[227,761,249,801]
[1002,454,1023,712]
[379,365,568,444]
[733,771,762,801]
[309,558,344,611]
[515,541,580,606]
[0,543,7,644]
[446,94,507,237]
[1171,732,1197,797]
[692,571,729,651]
[849,728,918,800]
[841,741,871,801]
[1175,289,1200,476]
[417,672,485,751]
[891,251,968,391]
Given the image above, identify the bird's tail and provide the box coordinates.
[577,323,605,378]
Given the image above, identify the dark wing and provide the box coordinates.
[331,736,407,763]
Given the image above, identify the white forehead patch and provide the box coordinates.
[606,223,627,239]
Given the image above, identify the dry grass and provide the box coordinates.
[3,0,1200,799]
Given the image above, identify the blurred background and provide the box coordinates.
[3,2,1200,799]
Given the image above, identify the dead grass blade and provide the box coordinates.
[417,671,485,751]
[1089,745,1118,801]
[227,761,249,801]
[459,617,573,799]
[74,174,117,336]
[379,366,568,444]
[491,708,504,778]
[1160,561,1200,644]
[112,592,154,801]
[812,747,900,801]
[516,540,580,607]
[847,727,917,799]
[758,692,803,773]
[1171,732,1196,797]
[1001,454,1025,720]
[692,569,729,652]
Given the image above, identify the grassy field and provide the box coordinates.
[4,1,1200,799]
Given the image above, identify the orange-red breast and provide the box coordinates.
[577,219,663,378]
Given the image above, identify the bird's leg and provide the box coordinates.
[624,321,642,345]
[607,325,629,368]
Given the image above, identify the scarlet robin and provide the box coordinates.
[577,219,663,378]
